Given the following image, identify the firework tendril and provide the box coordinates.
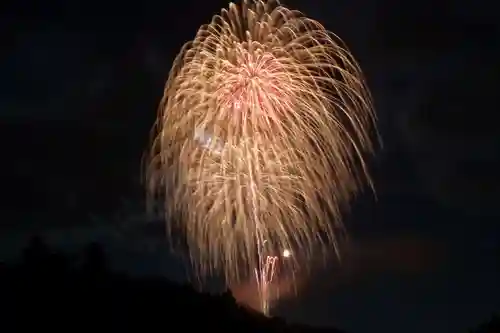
[146,0,377,293]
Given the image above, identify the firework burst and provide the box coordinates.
[146,0,377,292]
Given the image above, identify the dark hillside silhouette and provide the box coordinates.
[0,237,346,333]
[2,237,496,332]
[469,314,500,333]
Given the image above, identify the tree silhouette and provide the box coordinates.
[470,314,500,333]
[82,241,107,275]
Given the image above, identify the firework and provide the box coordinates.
[254,241,293,315]
[146,0,377,303]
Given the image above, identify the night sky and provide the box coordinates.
[1,0,499,332]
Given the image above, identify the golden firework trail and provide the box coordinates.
[146,0,377,292]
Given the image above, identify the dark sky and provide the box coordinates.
[1,0,499,332]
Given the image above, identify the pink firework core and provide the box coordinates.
[217,52,284,119]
